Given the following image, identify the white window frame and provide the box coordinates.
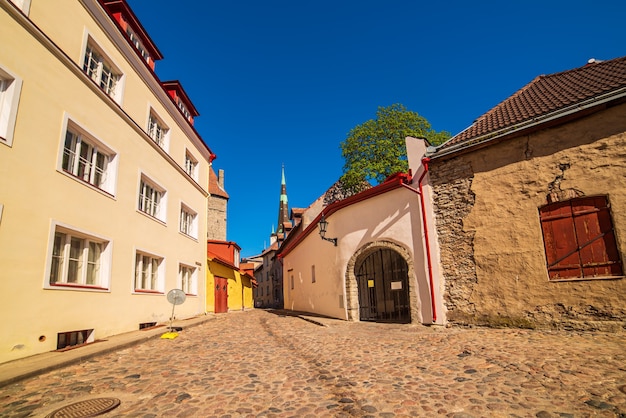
[177,100,191,120]
[179,203,198,239]
[138,174,167,222]
[44,222,112,291]
[184,150,198,180]
[58,119,118,195]
[147,110,169,150]
[134,250,165,293]
[81,35,124,102]
[179,263,198,295]
[125,26,151,65]
[0,65,23,147]
[8,0,31,15]
[234,248,240,268]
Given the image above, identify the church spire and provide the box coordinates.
[277,165,289,234]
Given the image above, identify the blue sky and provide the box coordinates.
[128,1,624,258]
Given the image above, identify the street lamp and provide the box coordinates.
[318,213,337,246]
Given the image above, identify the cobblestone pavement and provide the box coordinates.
[1,310,625,418]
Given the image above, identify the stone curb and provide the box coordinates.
[0,315,215,388]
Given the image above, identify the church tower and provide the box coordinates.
[276,165,289,236]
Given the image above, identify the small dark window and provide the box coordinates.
[139,322,157,330]
[56,329,94,350]
[539,196,623,280]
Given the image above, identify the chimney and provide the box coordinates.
[218,169,225,189]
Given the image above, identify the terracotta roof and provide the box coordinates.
[290,208,305,218]
[209,167,229,199]
[438,56,626,152]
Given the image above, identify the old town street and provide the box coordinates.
[1,309,625,417]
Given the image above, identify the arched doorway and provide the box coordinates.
[356,248,410,323]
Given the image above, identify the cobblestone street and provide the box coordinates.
[1,310,625,417]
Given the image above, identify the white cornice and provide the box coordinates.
[1,0,209,196]
[79,0,213,162]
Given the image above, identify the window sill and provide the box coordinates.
[47,283,109,291]
[58,169,116,199]
[55,340,104,352]
[133,289,164,295]
[549,275,624,283]
[179,231,199,242]
[137,209,167,226]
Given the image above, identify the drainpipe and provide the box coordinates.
[418,158,437,323]
[402,157,437,323]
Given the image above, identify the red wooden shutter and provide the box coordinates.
[540,196,622,280]
[572,196,622,277]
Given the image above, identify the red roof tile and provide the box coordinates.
[439,56,626,151]
[209,167,229,199]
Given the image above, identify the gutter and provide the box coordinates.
[428,87,626,160]
[401,158,437,323]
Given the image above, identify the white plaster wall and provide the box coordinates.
[283,187,429,321]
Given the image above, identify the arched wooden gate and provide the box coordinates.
[356,248,410,323]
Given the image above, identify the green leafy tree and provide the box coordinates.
[340,104,450,192]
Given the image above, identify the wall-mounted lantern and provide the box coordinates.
[318,213,337,246]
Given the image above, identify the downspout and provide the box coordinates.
[402,157,437,323]
[419,158,437,323]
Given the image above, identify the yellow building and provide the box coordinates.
[207,241,255,313]
[0,0,214,362]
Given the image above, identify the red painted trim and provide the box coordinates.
[278,175,409,258]
[161,81,200,116]
[96,1,215,158]
[207,239,241,250]
[208,255,238,270]
[134,289,163,294]
[50,283,109,291]
[99,0,164,60]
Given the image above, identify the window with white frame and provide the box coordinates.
[138,176,166,222]
[82,41,122,100]
[179,264,197,295]
[0,66,23,146]
[61,124,116,194]
[147,112,168,149]
[125,27,151,65]
[180,204,197,238]
[8,0,31,14]
[48,226,111,289]
[234,248,240,267]
[177,100,191,120]
[134,251,163,292]
[184,151,198,179]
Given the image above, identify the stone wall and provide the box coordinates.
[429,160,478,318]
[207,196,227,241]
[429,103,626,331]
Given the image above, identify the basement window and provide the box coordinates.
[139,322,157,330]
[56,329,94,350]
[539,195,623,281]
